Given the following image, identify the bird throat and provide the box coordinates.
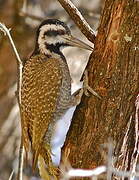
[32,41,65,60]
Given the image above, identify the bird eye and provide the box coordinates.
[44,30,66,37]
[44,30,59,37]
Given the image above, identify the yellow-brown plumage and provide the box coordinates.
[20,19,93,178]
[21,54,62,169]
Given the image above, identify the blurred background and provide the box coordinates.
[0,0,103,179]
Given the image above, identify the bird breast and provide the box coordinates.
[54,57,72,120]
[21,54,72,148]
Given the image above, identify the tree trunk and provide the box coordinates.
[62,0,139,178]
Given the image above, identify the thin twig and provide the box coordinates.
[17,140,24,180]
[0,23,23,104]
[111,167,139,178]
[8,170,14,180]
[57,0,96,43]
[0,23,21,63]
[66,166,106,178]
[0,22,23,180]
[61,165,106,180]
[107,141,113,180]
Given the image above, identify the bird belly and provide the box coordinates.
[44,59,72,142]
[54,59,72,120]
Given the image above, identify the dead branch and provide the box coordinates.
[57,0,96,43]
[0,23,23,180]
[8,170,14,180]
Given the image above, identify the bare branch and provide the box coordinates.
[60,163,139,179]
[60,165,106,180]
[65,166,106,178]
[17,141,24,180]
[0,22,23,180]
[8,170,14,180]
[57,0,96,43]
[0,23,21,64]
[0,22,23,104]
[106,141,113,180]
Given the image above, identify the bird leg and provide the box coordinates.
[83,70,101,99]
[71,70,101,106]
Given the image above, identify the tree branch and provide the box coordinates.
[0,23,21,63]
[57,0,96,43]
[0,23,23,180]
[8,170,14,180]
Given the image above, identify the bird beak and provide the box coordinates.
[63,35,93,51]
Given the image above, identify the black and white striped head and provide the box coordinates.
[33,19,93,57]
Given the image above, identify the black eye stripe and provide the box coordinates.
[45,42,68,48]
[45,42,68,53]
[44,30,66,37]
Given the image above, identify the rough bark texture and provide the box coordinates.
[62,0,138,178]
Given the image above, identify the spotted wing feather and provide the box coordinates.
[21,54,62,168]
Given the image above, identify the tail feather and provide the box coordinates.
[22,136,29,165]
[32,147,40,171]
[39,146,58,180]
[38,155,51,180]
[32,143,58,179]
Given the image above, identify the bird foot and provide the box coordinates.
[72,70,101,106]
[83,70,101,99]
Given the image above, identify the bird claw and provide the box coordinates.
[71,70,101,106]
[83,70,102,99]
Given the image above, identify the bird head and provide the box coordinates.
[33,19,93,57]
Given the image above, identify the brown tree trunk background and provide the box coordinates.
[62,0,138,178]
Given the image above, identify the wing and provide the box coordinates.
[21,55,62,166]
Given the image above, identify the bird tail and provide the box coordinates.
[22,136,30,164]
[32,146,40,171]
[32,143,58,179]
[38,145,58,180]
[38,155,52,180]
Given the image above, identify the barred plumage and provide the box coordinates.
[20,19,93,178]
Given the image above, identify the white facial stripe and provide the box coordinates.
[38,33,65,46]
[38,24,66,47]
[40,24,65,32]
[37,24,68,56]
[38,30,66,48]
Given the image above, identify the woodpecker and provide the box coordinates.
[20,19,93,178]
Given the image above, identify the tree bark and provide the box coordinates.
[62,0,139,178]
